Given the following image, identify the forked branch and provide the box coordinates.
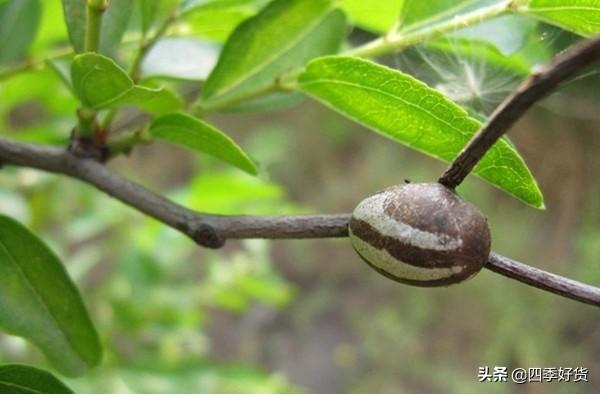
[439,34,600,188]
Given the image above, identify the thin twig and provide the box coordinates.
[486,253,600,307]
[439,34,600,189]
[128,11,177,82]
[0,137,598,306]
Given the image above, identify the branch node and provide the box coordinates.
[190,222,226,249]
[68,132,108,162]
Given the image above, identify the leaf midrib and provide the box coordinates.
[208,5,336,100]
[78,65,167,109]
[300,77,478,140]
[80,67,134,108]
[0,380,44,394]
[528,6,600,12]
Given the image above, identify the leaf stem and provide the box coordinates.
[76,0,109,148]
[197,83,286,114]
[128,11,177,82]
[0,47,73,82]
[75,107,97,137]
[106,128,152,157]
[85,0,109,53]
[345,0,513,58]
[0,62,36,81]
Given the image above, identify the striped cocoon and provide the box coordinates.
[349,183,491,287]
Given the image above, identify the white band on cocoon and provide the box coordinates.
[353,192,463,252]
[350,230,465,281]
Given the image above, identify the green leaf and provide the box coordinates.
[401,0,480,31]
[297,56,544,208]
[181,0,270,43]
[182,0,270,15]
[100,0,134,54]
[202,0,347,108]
[149,113,258,175]
[519,0,600,36]
[0,215,102,377]
[0,0,41,65]
[0,364,74,394]
[61,0,86,53]
[47,57,74,91]
[340,0,404,33]
[138,0,178,35]
[71,53,181,114]
[61,0,133,53]
[139,0,159,34]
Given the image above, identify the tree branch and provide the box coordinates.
[0,137,349,248]
[439,34,600,188]
[486,253,600,307]
[0,137,598,306]
[3,35,600,306]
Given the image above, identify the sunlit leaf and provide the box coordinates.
[340,0,404,33]
[181,0,270,42]
[61,0,133,53]
[0,364,74,394]
[149,113,258,175]
[0,215,102,377]
[519,0,600,36]
[0,0,41,65]
[71,53,181,114]
[182,0,267,14]
[202,0,347,109]
[401,0,481,31]
[297,56,544,208]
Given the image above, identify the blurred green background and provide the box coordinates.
[1,1,599,393]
